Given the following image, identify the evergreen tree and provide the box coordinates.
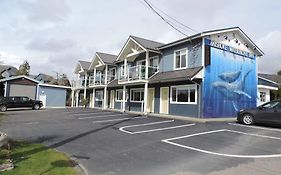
[17,60,30,76]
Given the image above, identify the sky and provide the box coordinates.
[0,0,280,80]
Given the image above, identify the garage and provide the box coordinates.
[0,75,71,108]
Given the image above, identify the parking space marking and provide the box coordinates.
[119,120,195,134]
[92,116,147,124]
[71,112,114,116]
[162,129,281,158]
[24,122,39,125]
[228,123,281,132]
[78,113,128,120]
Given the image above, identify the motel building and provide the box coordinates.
[71,27,275,118]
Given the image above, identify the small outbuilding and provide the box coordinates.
[0,75,71,108]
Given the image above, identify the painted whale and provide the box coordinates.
[218,67,242,83]
[212,70,252,111]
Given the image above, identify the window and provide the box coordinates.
[262,101,280,109]
[150,56,159,69]
[170,85,197,104]
[260,92,266,102]
[120,65,125,76]
[174,49,187,70]
[21,97,30,101]
[116,89,128,102]
[130,89,144,102]
[95,90,103,101]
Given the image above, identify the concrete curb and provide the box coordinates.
[53,149,88,175]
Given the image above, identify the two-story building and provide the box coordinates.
[72,27,267,118]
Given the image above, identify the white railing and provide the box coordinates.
[89,74,115,86]
[118,65,158,82]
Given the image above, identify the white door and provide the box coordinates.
[110,90,115,108]
[39,94,46,108]
[160,87,169,114]
[147,88,155,113]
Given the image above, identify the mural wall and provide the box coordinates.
[203,44,257,118]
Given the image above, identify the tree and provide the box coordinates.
[17,60,30,76]
[58,73,71,86]
[278,70,281,76]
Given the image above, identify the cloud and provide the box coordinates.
[0,51,23,67]
[26,38,77,53]
[21,0,71,23]
[257,31,281,74]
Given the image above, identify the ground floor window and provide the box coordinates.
[116,89,128,102]
[170,85,197,104]
[130,88,144,102]
[95,90,103,101]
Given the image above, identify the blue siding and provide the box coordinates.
[129,102,142,112]
[39,86,66,107]
[160,39,202,72]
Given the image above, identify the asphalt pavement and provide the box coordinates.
[1,108,281,175]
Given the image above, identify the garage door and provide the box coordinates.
[9,84,36,99]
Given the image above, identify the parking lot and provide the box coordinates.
[1,108,281,175]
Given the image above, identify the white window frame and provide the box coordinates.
[115,89,127,102]
[170,84,197,104]
[260,91,266,102]
[149,56,159,69]
[109,67,117,79]
[174,48,188,70]
[130,88,144,103]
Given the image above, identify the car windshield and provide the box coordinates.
[261,101,280,109]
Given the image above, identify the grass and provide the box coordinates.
[0,141,78,175]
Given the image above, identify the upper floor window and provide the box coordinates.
[150,56,159,69]
[174,49,187,70]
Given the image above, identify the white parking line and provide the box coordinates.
[228,123,281,132]
[71,112,114,116]
[24,122,39,125]
[162,129,281,158]
[78,113,128,120]
[63,110,101,114]
[92,116,147,124]
[119,120,195,134]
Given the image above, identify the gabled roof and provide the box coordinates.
[0,75,40,83]
[96,52,117,64]
[34,73,54,82]
[158,27,263,56]
[116,35,165,62]
[258,73,281,84]
[74,60,91,74]
[130,35,164,51]
[149,66,203,83]
[0,65,18,76]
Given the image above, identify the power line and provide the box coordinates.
[145,1,198,33]
[142,0,188,37]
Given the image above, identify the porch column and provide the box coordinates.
[75,90,79,107]
[83,72,88,99]
[71,90,75,107]
[143,51,149,114]
[92,88,95,108]
[124,58,128,81]
[93,68,96,86]
[103,65,108,109]
[145,51,149,79]
[122,85,126,112]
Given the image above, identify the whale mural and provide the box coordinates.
[203,47,257,118]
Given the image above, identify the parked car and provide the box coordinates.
[0,96,43,112]
[237,100,281,125]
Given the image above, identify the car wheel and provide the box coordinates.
[0,105,7,112]
[242,114,254,125]
[33,104,40,110]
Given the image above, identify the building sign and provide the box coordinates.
[204,38,255,59]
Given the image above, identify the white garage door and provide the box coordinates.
[9,84,36,100]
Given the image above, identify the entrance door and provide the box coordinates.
[110,90,115,108]
[147,88,155,113]
[160,87,169,114]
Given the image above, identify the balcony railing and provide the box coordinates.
[118,65,158,82]
[72,79,87,88]
[89,74,115,86]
